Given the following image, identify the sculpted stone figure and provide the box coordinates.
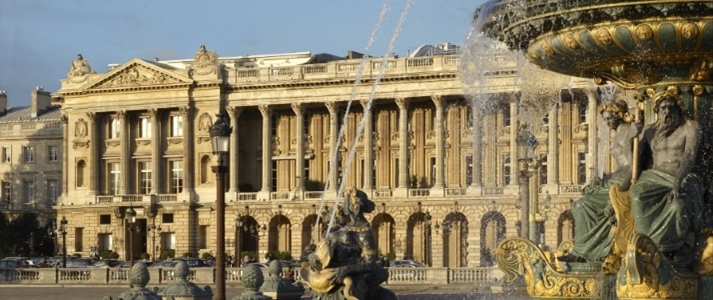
[565,100,637,262]
[67,54,94,77]
[302,188,397,300]
[630,92,704,259]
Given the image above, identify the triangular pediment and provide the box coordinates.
[81,58,193,90]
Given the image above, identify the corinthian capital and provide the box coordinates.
[395,98,409,110]
[431,95,443,107]
[258,104,271,117]
[291,103,303,115]
[227,106,244,118]
[325,102,338,114]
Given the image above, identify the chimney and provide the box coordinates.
[31,86,51,118]
[0,90,6,115]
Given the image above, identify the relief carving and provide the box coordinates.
[198,113,212,133]
[75,119,88,138]
[192,44,219,75]
[97,65,179,88]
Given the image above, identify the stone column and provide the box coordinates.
[361,100,374,191]
[259,105,272,195]
[586,89,598,183]
[61,113,69,198]
[292,103,304,192]
[507,100,519,193]
[149,109,160,195]
[431,96,445,196]
[87,112,98,196]
[227,107,243,193]
[547,104,559,188]
[325,102,339,193]
[396,98,410,196]
[118,111,129,195]
[469,104,482,191]
[180,106,195,197]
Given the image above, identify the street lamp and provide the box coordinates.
[516,127,538,241]
[148,224,162,262]
[126,206,137,267]
[423,212,432,266]
[210,110,231,300]
[59,216,68,268]
[235,215,243,267]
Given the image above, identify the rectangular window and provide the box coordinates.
[23,146,35,162]
[199,225,208,249]
[47,179,58,204]
[466,155,473,186]
[162,232,176,250]
[360,159,364,189]
[23,180,34,203]
[2,181,10,202]
[139,117,151,138]
[139,162,151,195]
[271,160,277,192]
[48,146,58,162]
[466,106,474,129]
[502,105,511,127]
[170,115,183,137]
[99,214,111,225]
[110,118,120,139]
[372,158,377,187]
[99,233,113,251]
[162,213,174,224]
[2,147,10,163]
[304,159,310,183]
[430,157,437,186]
[578,96,589,124]
[539,153,548,185]
[502,153,511,186]
[75,228,84,252]
[271,114,277,136]
[109,162,120,195]
[578,152,587,185]
[170,161,183,193]
[394,158,399,188]
[303,113,310,135]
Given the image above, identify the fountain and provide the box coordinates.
[468,0,713,299]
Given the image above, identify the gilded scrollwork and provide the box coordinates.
[496,237,598,299]
[617,233,699,300]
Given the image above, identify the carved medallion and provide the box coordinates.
[635,25,654,41]
[75,118,88,138]
[198,113,212,133]
[562,34,579,49]
[595,28,613,45]
[682,22,699,39]
[539,40,555,55]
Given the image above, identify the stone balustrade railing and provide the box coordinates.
[231,55,460,84]
[0,266,502,286]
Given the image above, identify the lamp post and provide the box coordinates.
[47,223,56,257]
[423,212,432,267]
[148,224,162,262]
[235,215,243,267]
[59,216,68,268]
[516,127,538,241]
[126,206,137,267]
[210,110,231,300]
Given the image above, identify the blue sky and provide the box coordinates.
[0,0,485,106]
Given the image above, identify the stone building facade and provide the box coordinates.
[0,89,62,226]
[55,45,611,267]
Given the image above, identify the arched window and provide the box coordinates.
[200,155,211,184]
[557,210,575,246]
[76,160,86,187]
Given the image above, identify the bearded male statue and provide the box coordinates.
[630,91,704,261]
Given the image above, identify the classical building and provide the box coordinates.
[0,88,62,225]
[55,44,612,267]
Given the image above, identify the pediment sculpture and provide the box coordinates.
[192,45,219,75]
[67,54,96,83]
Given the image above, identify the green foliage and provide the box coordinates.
[160,249,176,261]
[72,253,82,258]
[265,250,292,261]
[0,213,54,258]
[201,252,214,260]
[240,251,257,261]
[304,179,323,191]
[140,252,150,260]
[99,249,113,259]
[410,174,418,188]
[182,251,194,258]
[386,252,396,261]
[109,251,119,259]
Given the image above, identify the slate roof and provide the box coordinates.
[0,105,62,123]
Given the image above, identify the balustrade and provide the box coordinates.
[445,188,467,196]
[482,187,504,195]
[409,189,430,197]
[237,192,258,201]
[374,189,393,198]
[271,192,290,201]
[304,191,324,199]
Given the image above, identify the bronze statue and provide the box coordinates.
[301,188,397,300]
[563,100,637,262]
[630,91,704,261]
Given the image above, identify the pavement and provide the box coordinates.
[0,283,529,300]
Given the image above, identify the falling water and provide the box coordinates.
[313,0,392,241]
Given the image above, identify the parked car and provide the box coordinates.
[0,258,37,269]
[148,261,178,269]
[93,259,121,268]
[65,258,94,268]
[174,258,211,268]
[389,260,425,268]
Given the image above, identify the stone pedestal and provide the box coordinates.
[158,260,213,300]
[234,264,272,300]
[259,260,305,300]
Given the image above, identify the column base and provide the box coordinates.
[430,186,445,197]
